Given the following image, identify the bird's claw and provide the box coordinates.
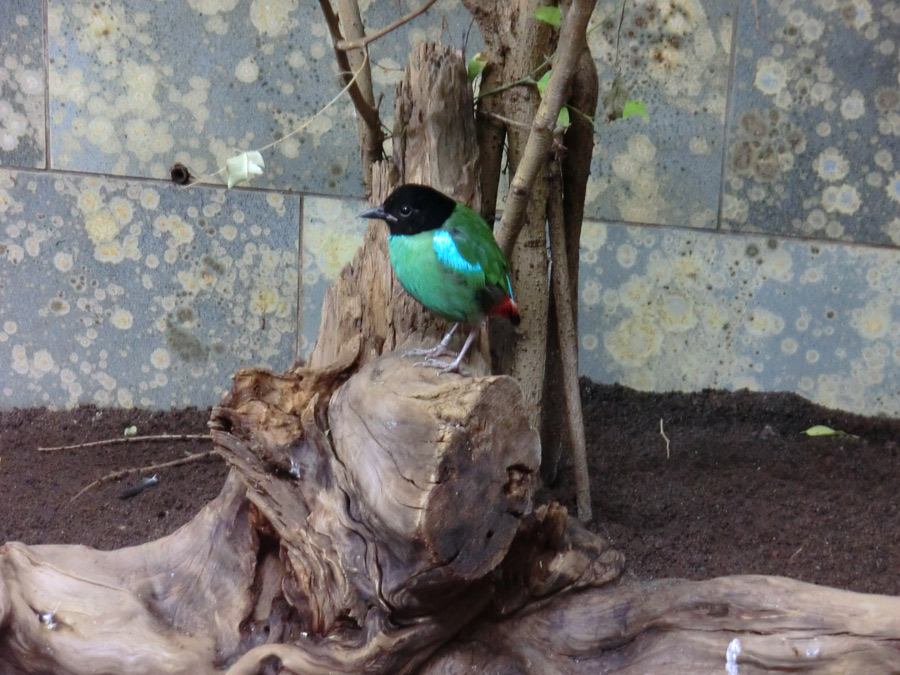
[413,357,465,375]
[404,344,454,359]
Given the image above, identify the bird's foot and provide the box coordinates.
[403,343,455,359]
[403,324,460,360]
[413,324,478,375]
[414,355,466,375]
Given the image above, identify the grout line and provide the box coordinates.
[581,213,900,255]
[2,162,368,204]
[715,0,744,234]
[6,161,897,255]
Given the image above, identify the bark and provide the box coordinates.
[463,0,556,432]
[464,0,597,444]
[541,47,599,485]
[547,161,592,522]
[421,575,900,674]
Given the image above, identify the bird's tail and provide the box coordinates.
[488,295,520,326]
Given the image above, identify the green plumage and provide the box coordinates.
[388,203,512,324]
[359,184,520,373]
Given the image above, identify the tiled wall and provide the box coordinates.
[1,0,899,417]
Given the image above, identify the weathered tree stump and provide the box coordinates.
[4,341,900,674]
[0,342,621,673]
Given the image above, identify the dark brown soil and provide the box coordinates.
[542,381,900,596]
[2,381,899,596]
[0,407,226,549]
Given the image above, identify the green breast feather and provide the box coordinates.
[388,204,510,323]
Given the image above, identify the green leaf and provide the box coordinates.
[557,106,570,129]
[801,425,857,438]
[467,52,487,82]
[536,70,551,97]
[622,99,648,120]
[802,425,838,436]
[533,6,562,27]
[123,425,138,437]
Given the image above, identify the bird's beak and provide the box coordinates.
[359,205,397,224]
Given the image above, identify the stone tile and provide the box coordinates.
[0,169,300,409]
[723,0,900,244]
[578,220,900,417]
[46,0,476,195]
[583,0,737,227]
[0,0,46,168]
[300,195,369,357]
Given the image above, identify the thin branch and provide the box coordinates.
[548,160,592,523]
[318,0,383,134]
[474,0,618,105]
[495,0,598,257]
[337,0,440,50]
[476,110,532,130]
[69,451,219,503]
[38,434,211,453]
[611,0,628,74]
[334,0,385,198]
[474,53,551,102]
[474,76,535,102]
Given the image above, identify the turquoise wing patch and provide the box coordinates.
[433,230,482,274]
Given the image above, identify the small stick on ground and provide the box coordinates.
[38,434,211,453]
[660,418,671,459]
[69,451,219,503]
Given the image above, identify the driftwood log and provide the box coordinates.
[4,43,900,675]
[4,338,900,674]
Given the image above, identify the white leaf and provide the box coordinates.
[225,150,266,189]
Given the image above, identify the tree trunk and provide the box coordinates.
[541,48,599,484]
[463,0,556,432]
[4,40,900,675]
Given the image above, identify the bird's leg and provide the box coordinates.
[404,323,459,358]
[419,324,481,375]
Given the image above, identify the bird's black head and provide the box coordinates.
[359,184,456,236]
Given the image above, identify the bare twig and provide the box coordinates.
[476,110,532,130]
[38,434,211,453]
[660,418,670,459]
[69,451,218,503]
[336,0,439,50]
[333,0,385,198]
[611,0,628,74]
[548,160,592,523]
[495,0,598,257]
[318,0,383,139]
[474,53,552,102]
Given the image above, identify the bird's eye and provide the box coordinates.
[399,205,412,217]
